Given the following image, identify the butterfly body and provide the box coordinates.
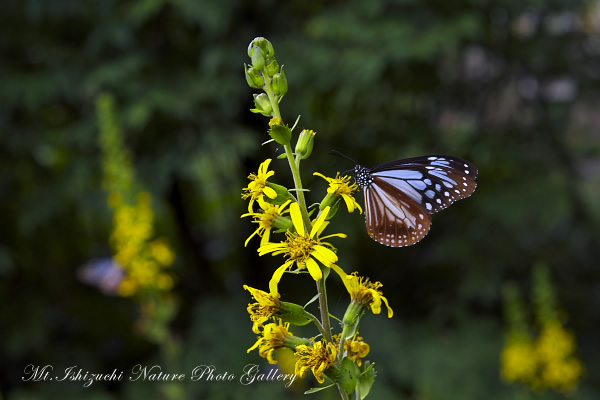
[355,155,478,247]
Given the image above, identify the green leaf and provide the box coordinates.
[357,362,376,399]
[304,383,335,394]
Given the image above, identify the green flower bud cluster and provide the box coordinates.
[245,37,288,118]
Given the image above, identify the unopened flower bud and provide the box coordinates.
[251,37,274,58]
[265,59,279,77]
[265,40,275,58]
[248,37,274,63]
[272,68,288,96]
[245,65,264,89]
[295,129,315,159]
[251,45,265,70]
[251,93,272,116]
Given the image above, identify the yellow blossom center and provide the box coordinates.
[259,205,280,228]
[355,277,383,304]
[242,173,266,199]
[330,174,357,196]
[286,233,316,262]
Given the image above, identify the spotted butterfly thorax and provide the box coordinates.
[354,155,478,247]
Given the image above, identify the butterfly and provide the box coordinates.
[354,155,478,247]
[77,257,125,296]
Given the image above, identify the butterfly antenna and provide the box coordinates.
[329,150,357,164]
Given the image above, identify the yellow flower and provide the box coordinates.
[343,334,370,367]
[241,199,291,247]
[242,159,278,213]
[500,337,538,383]
[331,267,393,318]
[536,321,575,363]
[244,285,281,334]
[150,238,175,266]
[294,339,337,384]
[247,319,294,364]
[536,321,583,392]
[314,172,362,214]
[258,203,346,296]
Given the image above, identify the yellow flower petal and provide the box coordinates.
[312,245,338,266]
[289,202,305,236]
[313,172,328,181]
[259,158,272,174]
[381,295,393,318]
[305,257,323,281]
[341,194,355,213]
[269,261,292,296]
[310,206,330,238]
[370,292,382,314]
[260,229,271,247]
[258,242,286,256]
[263,186,277,199]
[245,229,260,247]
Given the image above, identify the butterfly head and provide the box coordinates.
[354,165,373,188]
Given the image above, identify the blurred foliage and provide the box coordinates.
[2,0,600,399]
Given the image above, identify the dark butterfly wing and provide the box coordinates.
[370,155,477,214]
[364,178,432,247]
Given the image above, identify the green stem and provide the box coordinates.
[285,144,311,229]
[303,310,329,340]
[262,68,340,399]
[317,274,332,342]
[337,385,350,400]
[262,72,311,230]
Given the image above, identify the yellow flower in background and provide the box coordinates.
[150,239,175,266]
[294,339,337,384]
[247,319,294,364]
[244,285,281,334]
[536,321,584,393]
[97,94,175,300]
[501,267,584,395]
[500,336,538,384]
[241,199,292,247]
[331,267,393,318]
[242,158,278,212]
[258,203,346,296]
[314,172,362,214]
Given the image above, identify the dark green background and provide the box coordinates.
[2,0,599,399]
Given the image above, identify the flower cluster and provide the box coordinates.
[501,265,584,395]
[98,93,175,298]
[241,37,391,399]
[108,192,174,296]
[97,93,176,342]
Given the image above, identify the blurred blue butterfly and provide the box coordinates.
[77,258,125,296]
